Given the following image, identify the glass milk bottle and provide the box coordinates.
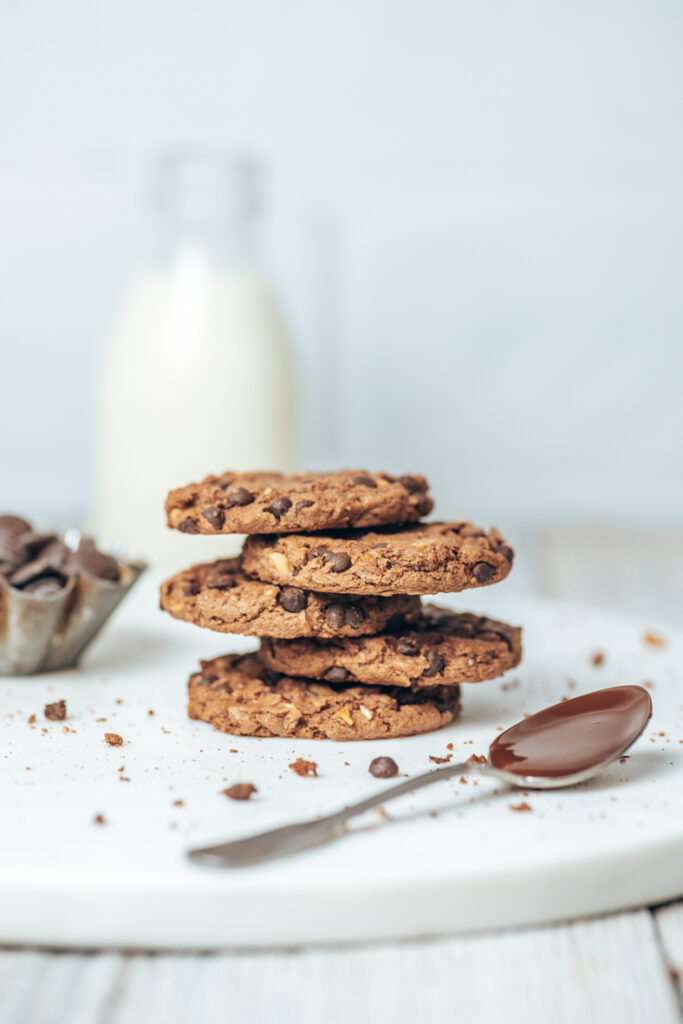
[94,152,297,566]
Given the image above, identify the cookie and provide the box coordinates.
[259,605,522,687]
[241,521,513,596]
[165,470,433,535]
[188,653,461,740]
[160,558,421,639]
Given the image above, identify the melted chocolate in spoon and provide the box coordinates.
[489,685,652,779]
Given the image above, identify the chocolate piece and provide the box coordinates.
[322,551,352,573]
[268,497,293,519]
[295,500,315,513]
[226,487,255,506]
[369,756,399,778]
[68,539,119,582]
[178,518,200,534]
[353,474,377,488]
[278,586,308,613]
[471,562,495,583]
[324,603,346,629]
[422,648,445,678]
[202,506,226,530]
[206,571,236,590]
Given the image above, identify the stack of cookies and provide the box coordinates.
[160,471,521,742]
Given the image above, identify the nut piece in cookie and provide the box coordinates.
[241,521,514,596]
[165,469,433,536]
[187,653,461,741]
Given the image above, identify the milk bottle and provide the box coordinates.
[94,153,297,566]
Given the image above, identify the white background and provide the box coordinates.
[1,0,682,530]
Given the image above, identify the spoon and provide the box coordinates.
[187,684,652,868]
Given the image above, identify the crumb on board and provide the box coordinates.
[93,814,106,825]
[44,700,66,721]
[467,754,487,765]
[510,801,532,812]
[289,758,318,777]
[429,754,452,765]
[172,799,184,807]
[643,631,666,648]
[28,714,36,725]
[104,732,124,747]
[591,651,605,667]
[222,783,257,801]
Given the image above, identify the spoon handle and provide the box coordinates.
[187,761,473,868]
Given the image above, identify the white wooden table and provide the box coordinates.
[2,529,683,1024]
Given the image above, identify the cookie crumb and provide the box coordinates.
[510,801,532,812]
[290,758,318,777]
[369,756,399,778]
[148,709,155,716]
[119,776,131,782]
[222,783,257,801]
[429,754,452,765]
[44,700,66,721]
[643,631,666,648]
[104,732,123,747]
[467,754,487,765]
[229,748,239,753]
[93,814,106,825]
[446,742,453,751]
[590,651,605,667]
[28,713,36,725]
[172,799,184,807]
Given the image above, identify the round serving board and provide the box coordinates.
[1,573,682,949]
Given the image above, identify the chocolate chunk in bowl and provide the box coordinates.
[0,516,146,675]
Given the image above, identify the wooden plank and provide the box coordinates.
[1,911,679,1024]
[656,903,683,1010]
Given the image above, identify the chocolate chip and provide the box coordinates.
[269,496,292,520]
[200,672,218,686]
[380,473,396,483]
[323,666,351,682]
[226,487,254,507]
[345,605,364,628]
[278,586,308,613]
[324,603,346,629]
[460,526,486,538]
[183,580,201,596]
[206,573,235,590]
[422,648,445,677]
[178,518,200,534]
[369,756,399,778]
[44,699,66,721]
[202,506,225,530]
[397,637,420,656]
[322,551,351,572]
[295,500,315,513]
[454,622,475,638]
[353,474,377,488]
[477,630,504,643]
[472,562,495,583]
[415,496,432,516]
[399,475,422,493]
[498,544,514,563]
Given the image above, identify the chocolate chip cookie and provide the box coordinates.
[188,653,461,740]
[259,605,522,687]
[160,558,420,639]
[165,470,433,536]
[241,521,513,596]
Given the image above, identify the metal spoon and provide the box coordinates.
[187,684,652,868]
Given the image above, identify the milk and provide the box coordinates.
[93,155,297,565]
